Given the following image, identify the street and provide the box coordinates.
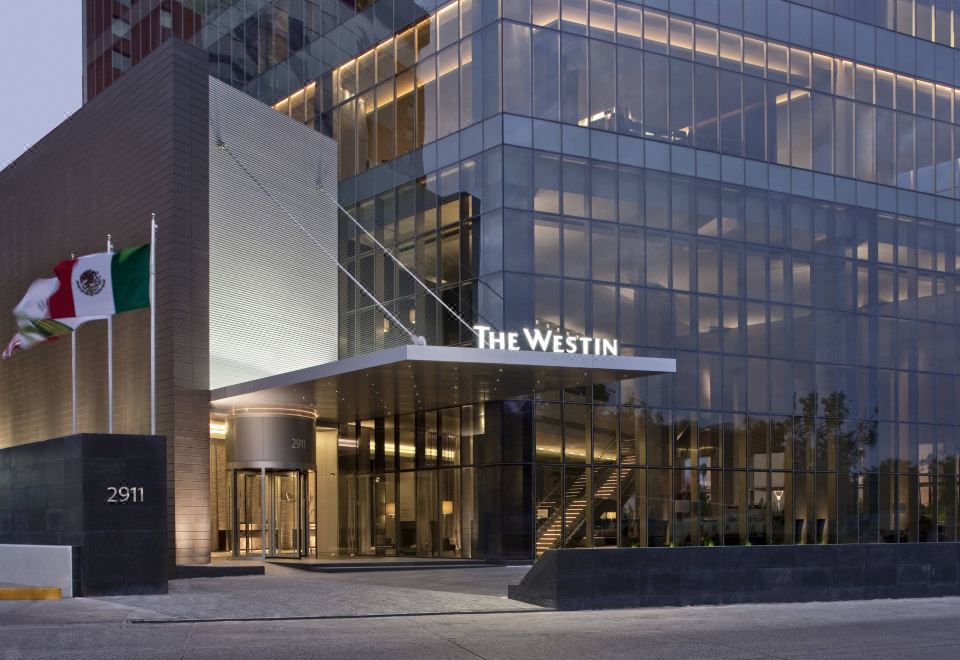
[0,566,958,659]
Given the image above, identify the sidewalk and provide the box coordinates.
[0,565,537,624]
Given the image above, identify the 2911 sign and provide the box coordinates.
[106,486,145,503]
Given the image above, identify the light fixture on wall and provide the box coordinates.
[386,503,396,516]
[441,500,454,515]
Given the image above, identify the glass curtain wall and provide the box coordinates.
[209,1,960,560]
[318,2,960,200]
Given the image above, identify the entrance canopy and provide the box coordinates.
[210,345,675,423]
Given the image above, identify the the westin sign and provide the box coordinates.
[474,326,619,356]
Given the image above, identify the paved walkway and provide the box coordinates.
[2,567,960,658]
[0,565,536,624]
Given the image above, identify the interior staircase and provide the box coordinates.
[535,469,619,557]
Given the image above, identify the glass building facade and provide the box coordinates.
[86,0,960,558]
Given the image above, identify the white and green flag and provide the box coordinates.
[3,244,150,358]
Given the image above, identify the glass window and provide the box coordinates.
[719,30,742,71]
[648,468,672,546]
[536,465,563,553]
[593,406,618,464]
[617,4,642,49]
[564,467,589,547]
[440,407,460,466]
[416,470,438,556]
[644,10,668,54]
[535,275,561,331]
[563,217,589,278]
[503,23,531,116]
[533,0,560,27]
[621,467,647,546]
[560,33,589,125]
[743,76,765,161]
[855,103,876,182]
[536,402,563,462]
[618,166,643,225]
[562,157,589,217]
[534,215,561,275]
[719,70,742,156]
[790,88,812,170]
[591,222,617,281]
[743,36,765,77]
[694,24,718,66]
[643,52,669,140]
[589,39,616,130]
[532,28,560,120]
[591,162,617,221]
[437,1,460,49]
[669,59,694,144]
[439,468,460,557]
[694,64,718,151]
[620,407,645,464]
[460,37,481,129]
[564,279,588,335]
[669,17,694,59]
[767,43,789,83]
[416,56,437,147]
[533,151,561,214]
[617,46,643,136]
[561,0,587,34]
[619,226,644,285]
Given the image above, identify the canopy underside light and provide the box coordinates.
[210,345,676,423]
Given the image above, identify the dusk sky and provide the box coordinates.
[0,3,82,169]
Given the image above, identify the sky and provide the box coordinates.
[0,2,83,169]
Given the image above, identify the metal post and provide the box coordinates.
[149,215,157,435]
[231,470,239,558]
[260,467,267,560]
[106,235,113,433]
[70,330,77,434]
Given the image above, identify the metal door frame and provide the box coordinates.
[231,468,308,559]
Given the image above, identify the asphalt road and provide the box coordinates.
[1,566,958,659]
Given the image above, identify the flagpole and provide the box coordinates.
[69,250,77,435]
[71,330,77,434]
[106,235,113,433]
[150,215,157,436]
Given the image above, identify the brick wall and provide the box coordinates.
[0,39,210,566]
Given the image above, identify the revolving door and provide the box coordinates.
[233,469,308,558]
[225,409,317,559]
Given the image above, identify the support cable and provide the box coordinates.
[315,183,481,341]
[314,147,481,340]
[216,139,424,346]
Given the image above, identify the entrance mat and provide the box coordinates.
[267,559,498,573]
[176,564,265,579]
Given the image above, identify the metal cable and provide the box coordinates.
[315,183,481,340]
[216,139,424,346]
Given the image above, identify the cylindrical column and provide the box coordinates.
[225,408,317,471]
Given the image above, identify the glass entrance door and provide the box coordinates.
[232,469,306,558]
[271,471,301,557]
[235,471,265,557]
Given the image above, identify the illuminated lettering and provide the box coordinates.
[474,326,619,356]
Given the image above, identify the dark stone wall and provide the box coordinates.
[509,545,960,610]
[0,434,167,596]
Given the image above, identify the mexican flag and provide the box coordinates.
[3,244,150,358]
[49,245,150,318]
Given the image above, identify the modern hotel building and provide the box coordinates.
[3,0,958,568]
